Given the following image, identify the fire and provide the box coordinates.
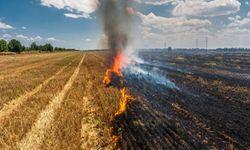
[103,48,130,86]
[115,88,133,116]
[103,48,133,117]
[103,49,124,86]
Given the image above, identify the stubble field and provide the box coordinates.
[0,50,250,150]
[0,51,119,150]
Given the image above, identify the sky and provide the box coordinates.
[0,0,250,49]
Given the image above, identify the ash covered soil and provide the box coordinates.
[112,50,250,150]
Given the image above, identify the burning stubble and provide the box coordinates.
[98,1,134,148]
[99,0,134,108]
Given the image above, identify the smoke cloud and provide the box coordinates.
[99,0,132,63]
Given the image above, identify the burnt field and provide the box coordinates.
[112,50,250,149]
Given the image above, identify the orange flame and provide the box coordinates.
[103,50,123,86]
[104,49,134,149]
[103,48,133,116]
[115,88,134,116]
[103,48,131,86]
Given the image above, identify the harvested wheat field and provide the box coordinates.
[1,50,250,150]
[0,51,120,150]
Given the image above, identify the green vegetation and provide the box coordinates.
[54,47,69,51]
[8,39,22,53]
[30,42,39,51]
[0,39,77,54]
[0,40,8,52]
[36,43,54,52]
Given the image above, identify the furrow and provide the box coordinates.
[0,53,76,80]
[17,54,85,150]
[0,63,71,122]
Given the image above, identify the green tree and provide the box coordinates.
[22,46,26,51]
[8,39,22,53]
[0,39,8,52]
[38,45,44,51]
[43,43,54,52]
[54,47,59,51]
[30,42,38,50]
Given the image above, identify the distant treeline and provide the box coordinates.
[0,39,77,54]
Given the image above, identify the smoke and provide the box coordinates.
[98,0,132,63]
[123,56,179,90]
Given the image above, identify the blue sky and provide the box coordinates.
[1,0,250,49]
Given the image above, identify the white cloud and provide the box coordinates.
[16,34,29,40]
[2,33,12,38]
[40,0,99,19]
[219,27,250,34]
[134,0,180,5]
[134,10,250,48]
[64,13,91,19]
[228,18,250,27]
[21,26,27,30]
[228,15,241,21]
[46,37,61,42]
[85,38,92,42]
[1,34,64,46]
[173,0,241,17]
[31,36,43,41]
[0,21,13,29]
[211,27,250,48]
[137,12,211,35]
[246,1,249,6]
[16,34,43,42]
[228,13,250,28]
[15,35,62,43]
[134,12,213,48]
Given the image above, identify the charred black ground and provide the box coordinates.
[112,50,250,149]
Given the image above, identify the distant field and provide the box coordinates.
[0,52,120,149]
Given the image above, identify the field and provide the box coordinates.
[0,52,120,149]
[112,50,250,149]
[0,50,249,150]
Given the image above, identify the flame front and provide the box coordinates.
[115,88,133,116]
[103,49,124,86]
[103,48,133,117]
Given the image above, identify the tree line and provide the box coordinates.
[0,39,76,53]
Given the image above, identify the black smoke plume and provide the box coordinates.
[99,0,132,64]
